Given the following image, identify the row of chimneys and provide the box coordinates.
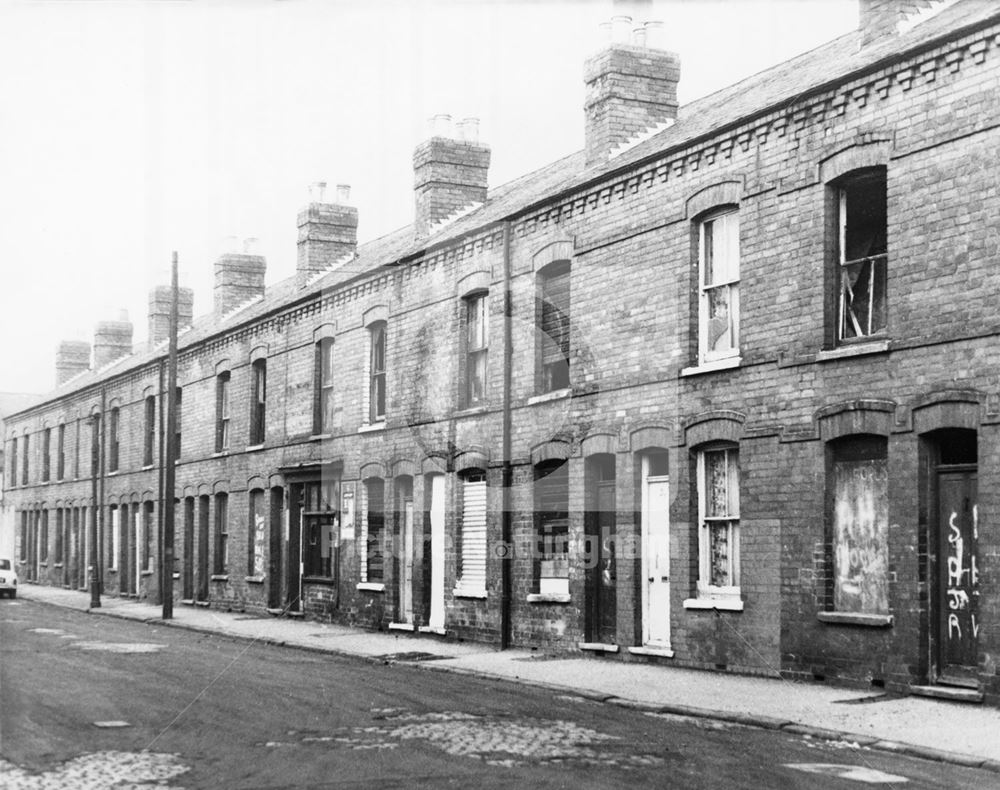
[53,1,911,387]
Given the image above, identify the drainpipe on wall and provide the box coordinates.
[500,220,513,650]
[99,386,106,596]
[157,358,165,608]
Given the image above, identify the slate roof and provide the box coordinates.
[13,0,997,416]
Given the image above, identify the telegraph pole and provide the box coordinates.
[161,252,179,619]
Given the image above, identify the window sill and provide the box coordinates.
[527,388,571,406]
[245,575,265,584]
[141,570,154,577]
[578,642,619,653]
[245,444,265,452]
[54,563,63,569]
[303,575,337,586]
[418,625,447,635]
[526,593,571,604]
[210,574,229,582]
[212,451,230,458]
[358,422,386,434]
[453,587,487,599]
[817,611,893,627]
[109,568,118,574]
[309,433,332,442]
[454,405,490,417]
[628,645,675,658]
[172,572,180,580]
[816,339,889,362]
[680,356,741,377]
[388,622,416,632]
[357,582,385,592]
[108,471,119,477]
[142,464,154,471]
[683,597,744,612]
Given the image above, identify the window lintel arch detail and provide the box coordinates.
[389,458,416,479]
[421,454,448,475]
[455,449,489,475]
[816,400,895,442]
[580,432,617,457]
[683,411,745,448]
[362,305,389,328]
[312,324,336,343]
[819,141,892,184]
[249,344,269,363]
[246,475,266,491]
[456,270,491,298]
[685,180,743,219]
[211,479,230,495]
[912,392,984,436]
[531,240,574,272]
[214,358,231,375]
[630,425,674,452]
[530,439,572,466]
[359,461,386,481]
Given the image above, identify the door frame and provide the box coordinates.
[640,456,671,649]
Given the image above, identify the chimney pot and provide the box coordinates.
[644,21,665,50]
[459,117,480,143]
[243,237,259,255]
[610,15,632,44]
[429,113,453,138]
[631,26,647,47]
[335,184,351,204]
[309,181,327,203]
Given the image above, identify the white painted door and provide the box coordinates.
[642,460,671,647]
[133,510,141,595]
[400,499,414,623]
[429,474,446,630]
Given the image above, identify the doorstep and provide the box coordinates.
[909,685,983,704]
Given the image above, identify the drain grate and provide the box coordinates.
[376,651,453,662]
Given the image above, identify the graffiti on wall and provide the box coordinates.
[945,506,979,643]
[833,458,889,614]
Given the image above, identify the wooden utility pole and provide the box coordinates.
[161,253,179,619]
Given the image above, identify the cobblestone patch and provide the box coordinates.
[263,709,664,768]
[0,750,189,789]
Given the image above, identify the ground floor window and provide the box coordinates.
[696,445,740,599]
[534,460,569,595]
[830,435,889,614]
[362,478,385,583]
[457,471,487,594]
[302,478,339,578]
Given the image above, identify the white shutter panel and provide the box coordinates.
[459,478,487,594]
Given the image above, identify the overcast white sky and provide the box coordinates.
[0,0,858,395]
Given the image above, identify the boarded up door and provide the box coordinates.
[937,471,979,684]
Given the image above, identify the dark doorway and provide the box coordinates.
[586,454,617,644]
[269,487,284,610]
[197,495,209,602]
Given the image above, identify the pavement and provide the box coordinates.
[13,584,1000,774]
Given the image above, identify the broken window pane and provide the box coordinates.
[837,169,888,341]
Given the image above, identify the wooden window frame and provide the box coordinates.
[250,359,267,445]
[698,207,740,364]
[216,372,231,452]
[368,323,387,424]
[464,293,489,407]
[695,444,741,601]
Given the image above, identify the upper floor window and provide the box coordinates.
[250,359,266,445]
[216,371,231,452]
[464,293,489,407]
[143,395,156,467]
[108,407,121,473]
[696,444,740,601]
[22,433,29,485]
[369,322,387,423]
[56,424,65,480]
[538,261,571,393]
[41,428,51,482]
[174,387,182,458]
[214,492,229,574]
[698,208,740,363]
[90,416,100,476]
[836,168,887,343]
[315,338,335,434]
[10,437,17,487]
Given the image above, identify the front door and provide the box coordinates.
[642,465,671,647]
[936,470,979,686]
[398,498,414,624]
[183,498,194,600]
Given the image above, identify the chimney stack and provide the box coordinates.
[296,181,359,281]
[413,115,491,238]
[93,311,134,369]
[214,239,266,314]
[55,340,91,386]
[858,0,936,46]
[584,17,680,167]
[148,284,195,347]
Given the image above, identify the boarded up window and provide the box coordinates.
[832,436,889,614]
[249,489,266,577]
[458,472,487,593]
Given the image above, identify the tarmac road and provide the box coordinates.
[1,598,994,789]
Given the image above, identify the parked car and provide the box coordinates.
[0,558,17,598]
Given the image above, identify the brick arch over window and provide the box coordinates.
[247,475,267,491]
[683,411,745,448]
[421,454,448,475]
[212,479,230,495]
[685,180,743,219]
[630,425,673,453]
[531,240,574,272]
[455,449,489,475]
[531,439,572,466]
[362,305,389,327]
[912,390,984,435]
[390,458,416,479]
[456,269,491,298]
[816,399,895,441]
[580,432,616,457]
[359,461,387,481]
[819,140,892,184]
